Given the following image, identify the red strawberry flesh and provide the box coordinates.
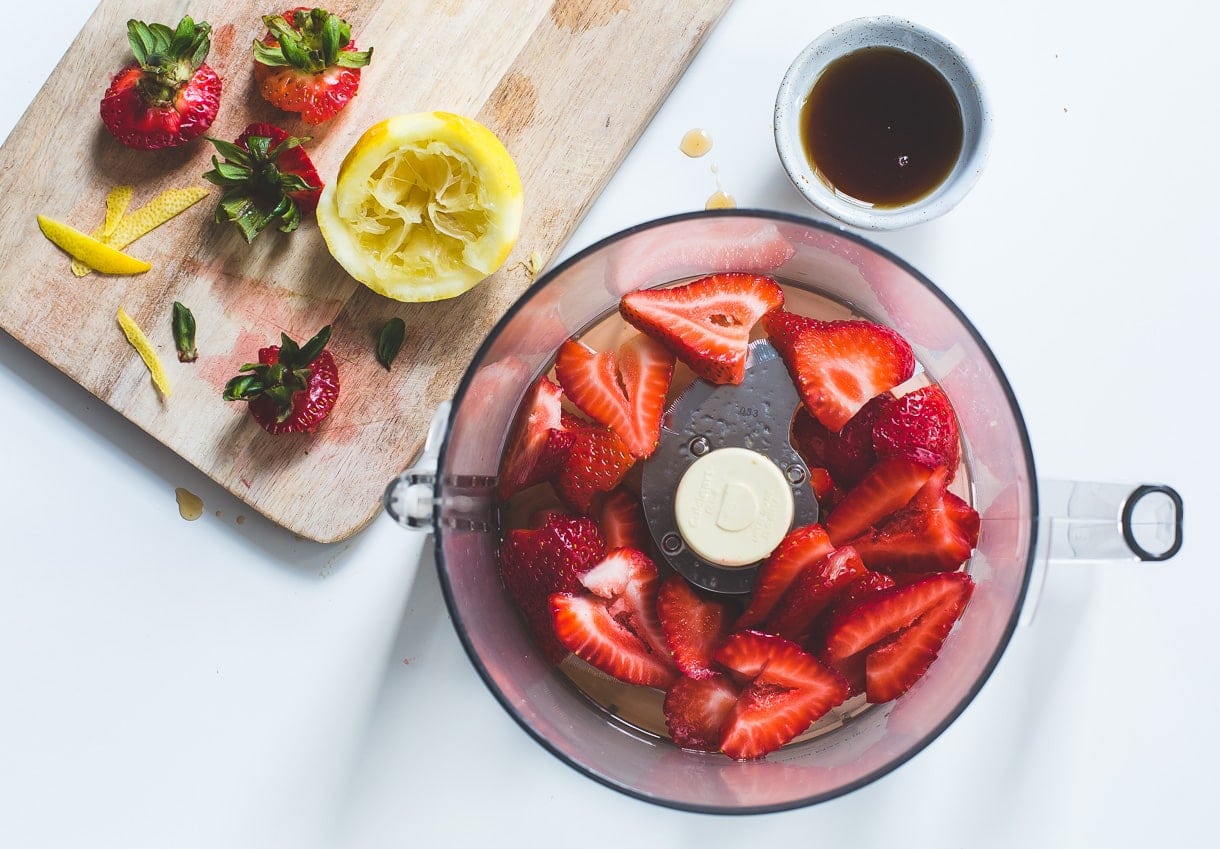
[498,514,605,664]
[550,593,676,687]
[497,376,572,500]
[657,574,732,680]
[663,674,740,751]
[824,457,936,545]
[578,548,673,666]
[764,546,867,643]
[554,424,636,512]
[872,385,962,480]
[713,630,849,759]
[764,309,915,432]
[736,524,834,629]
[824,572,974,662]
[619,273,784,384]
[596,488,652,551]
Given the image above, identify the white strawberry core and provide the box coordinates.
[673,447,794,567]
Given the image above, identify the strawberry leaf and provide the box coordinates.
[377,318,406,370]
[172,301,197,363]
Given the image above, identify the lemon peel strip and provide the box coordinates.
[73,187,209,277]
[38,215,150,275]
[71,185,136,276]
[117,307,172,398]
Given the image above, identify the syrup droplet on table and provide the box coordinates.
[680,128,712,157]
[706,190,736,209]
[175,487,203,521]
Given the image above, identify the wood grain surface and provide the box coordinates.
[0,0,729,541]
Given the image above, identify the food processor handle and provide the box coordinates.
[383,401,451,532]
[1021,479,1183,624]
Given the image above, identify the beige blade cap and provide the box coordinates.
[673,447,795,567]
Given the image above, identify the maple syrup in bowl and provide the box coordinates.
[774,16,992,230]
[424,211,1041,812]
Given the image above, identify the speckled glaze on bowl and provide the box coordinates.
[774,16,992,230]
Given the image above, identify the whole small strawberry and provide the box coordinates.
[100,16,222,150]
[202,123,322,242]
[223,325,339,435]
[253,8,373,124]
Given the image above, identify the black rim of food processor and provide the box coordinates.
[432,209,1040,816]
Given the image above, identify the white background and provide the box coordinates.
[1,1,1214,847]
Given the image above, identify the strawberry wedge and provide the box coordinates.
[736,524,834,629]
[578,548,673,665]
[597,488,652,551]
[764,309,915,432]
[764,546,868,643]
[554,424,636,513]
[663,673,740,752]
[497,375,577,500]
[555,334,674,458]
[824,457,937,545]
[657,573,732,679]
[619,273,784,384]
[550,592,676,688]
[823,572,974,702]
[872,385,962,479]
[714,631,849,759]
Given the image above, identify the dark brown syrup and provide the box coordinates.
[800,47,963,207]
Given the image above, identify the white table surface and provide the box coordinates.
[2,1,1213,847]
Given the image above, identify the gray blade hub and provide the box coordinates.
[640,339,818,594]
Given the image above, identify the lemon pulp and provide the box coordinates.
[317,112,523,302]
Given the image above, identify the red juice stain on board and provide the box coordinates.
[800,47,963,207]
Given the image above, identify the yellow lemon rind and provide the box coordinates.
[117,307,172,398]
[38,214,150,275]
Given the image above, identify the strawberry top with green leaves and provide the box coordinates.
[223,325,339,435]
[253,8,373,124]
[100,16,221,150]
[203,123,322,243]
[619,273,785,385]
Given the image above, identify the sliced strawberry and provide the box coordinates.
[814,570,897,693]
[714,631,849,759]
[498,376,574,500]
[554,335,673,458]
[824,457,936,545]
[550,592,676,687]
[619,273,785,384]
[764,546,867,643]
[554,424,636,512]
[657,574,732,679]
[824,572,973,663]
[736,524,834,629]
[866,592,966,702]
[872,385,961,480]
[579,548,672,665]
[763,309,915,432]
[663,674,740,752]
[619,333,676,457]
[792,393,895,491]
[847,468,980,573]
[498,514,605,663]
[596,488,652,551]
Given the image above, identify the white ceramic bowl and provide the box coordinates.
[774,16,992,230]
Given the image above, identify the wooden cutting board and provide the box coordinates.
[0,0,730,542]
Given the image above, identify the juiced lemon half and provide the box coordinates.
[317,112,524,302]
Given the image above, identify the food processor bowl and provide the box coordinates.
[384,211,1181,813]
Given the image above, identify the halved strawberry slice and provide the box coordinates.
[846,468,980,573]
[550,592,676,687]
[554,334,674,458]
[619,273,785,385]
[763,309,915,432]
[792,393,895,491]
[865,591,966,702]
[554,424,636,512]
[498,375,576,500]
[824,457,936,545]
[872,385,961,480]
[657,573,732,679]
[663,673,740,752]
[579,548,672,665]
[498,514,606,663]
[764,546,867,643]
[824,572,973,663]
[713,630,849,759]
[735,524,834,629]
[597,487,652,551]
